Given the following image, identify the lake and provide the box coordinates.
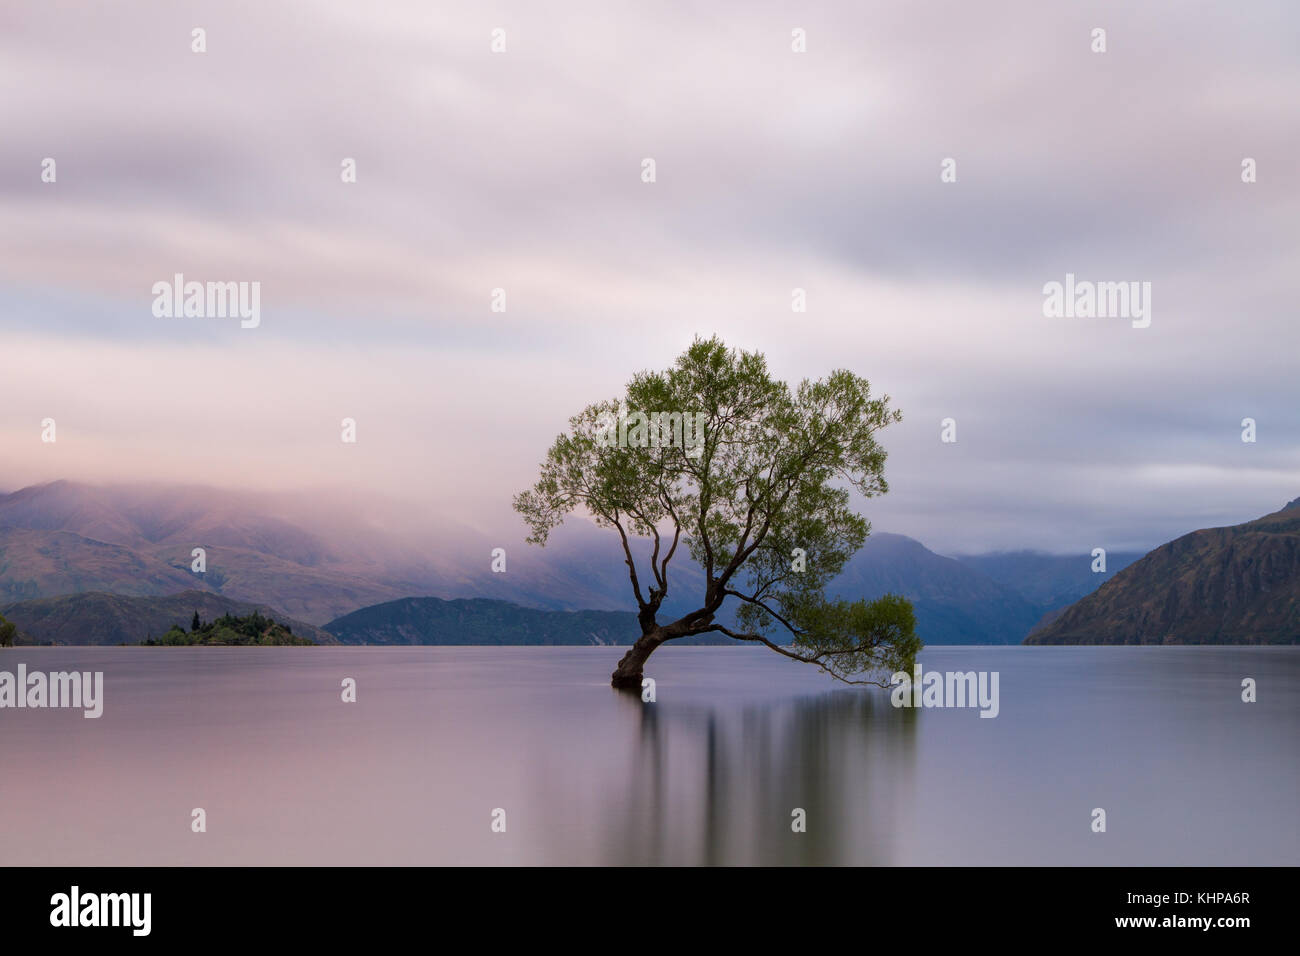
[0,645,1295,865]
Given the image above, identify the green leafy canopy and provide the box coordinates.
[514,336,920,685]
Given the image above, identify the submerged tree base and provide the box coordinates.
[610,671,644,691]
[611,633,662,690]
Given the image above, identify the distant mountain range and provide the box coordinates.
[0,478,1164,645]
[830,533,1141,644]
[0,480,706,624]
[0,481,413,622]
[1027,498,1300,644]
[954,550,1142,610]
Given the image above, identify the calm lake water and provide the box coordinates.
[0,645,1295,866]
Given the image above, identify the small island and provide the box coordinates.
[140,610,314,646]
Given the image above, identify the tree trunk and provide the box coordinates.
[611,630,664,690]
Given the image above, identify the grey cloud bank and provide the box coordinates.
[0,0,1296,553]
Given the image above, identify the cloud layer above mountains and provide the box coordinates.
[2,0,1297,552]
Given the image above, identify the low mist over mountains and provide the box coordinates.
[0,480,704,624]
[0,481,412,621]
[1028,498,1300,644]
[0,478,1149,645]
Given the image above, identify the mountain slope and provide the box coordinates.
[954,550,1144,611]
[1,590,337,646]
[0,479,1139,642]
[0,481,428,622]
[0,527,201,603]
[477,528,1050,644]
[830,533,1045,644]
[325,596,731,646]
[472,519,709,619]
[1026,498,1300,644]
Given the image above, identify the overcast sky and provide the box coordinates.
[1,0,1297,554]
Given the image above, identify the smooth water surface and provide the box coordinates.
[0,645,1295,865]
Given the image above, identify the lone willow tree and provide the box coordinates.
[515,337,919,690]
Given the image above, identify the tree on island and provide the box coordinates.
[143,610,311,646]
[515,336,920,690]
